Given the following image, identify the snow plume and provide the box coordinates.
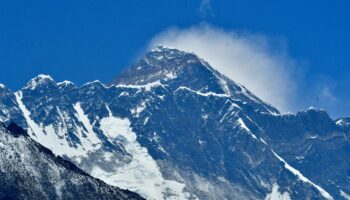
[149,24,299,112]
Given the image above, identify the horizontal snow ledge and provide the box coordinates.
[113,81,165,91]
[272,151,333,200]
[174,86,230,97]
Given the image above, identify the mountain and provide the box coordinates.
[0,45,349,199]
[0,121,143,200]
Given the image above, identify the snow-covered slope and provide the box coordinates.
[0,46,348,199]
[0,122,143,200]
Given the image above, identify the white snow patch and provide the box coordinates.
[100,117,133,140]
[118,91,129,97]
[237,118,250,132]
[340,190,350,200]
[336,119,343,125]
[272,151,334,200]
[164,71,177,80]
[73,102,101,145]
[155,55,164,60]
[264,184,291,200]
[219,102,240,123]
[95,116,194,200]
[0,83,5,88]
[236,118,258,139]
[15,91,44,136]
[260,138,268,145]
[202,114,209,120]
[103,152,114,162]
[37,74,52,80]
[217,176,228,183]
[15,92,93,159]
[218,77,231,95]
[175,86,230,97]
[157,145,167,155]
[336,119,350,126]
[56,107,68,137]
[131,102,146,118]
[144,117,149,125]
[309,135,318,139]
[115,80,164,92]
[105,104,113,117]
[57,80,74,86]
[296,156,304,160]
[81,80,106,88]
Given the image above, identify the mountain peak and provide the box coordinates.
[0,83,10,93]
[150,44,194,54]
[146,45,199,63]
[82,80,105,88]
[110,46,279,114]
[57,80,74,86]
[0,83,12,94]
[111,46,203,86]
[23,74,56,90]
[150,44,173,52]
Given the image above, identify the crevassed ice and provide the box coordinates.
[97,109,195,200]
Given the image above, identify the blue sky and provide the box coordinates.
[0,0,349,118]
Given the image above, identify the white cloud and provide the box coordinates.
[199,0,213,18]
[149,24,299,112]
[320,86,337,103]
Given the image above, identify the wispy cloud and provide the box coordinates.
[199,0,213,18]
[320,86,337,103]
[149,24,300,112]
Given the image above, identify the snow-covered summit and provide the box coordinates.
[23,74,56,90]
[111,46,279,114]
[57,80,75,86]
[111,46,202,85]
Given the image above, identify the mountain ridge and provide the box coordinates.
[0,46,348,199]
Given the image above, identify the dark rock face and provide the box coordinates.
[0,46,348,199]
[252,109,350,200]
[0,122,143,200]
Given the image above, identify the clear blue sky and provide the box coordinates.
[0,0,349,117]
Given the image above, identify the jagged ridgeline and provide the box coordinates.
[0,46,349,200]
